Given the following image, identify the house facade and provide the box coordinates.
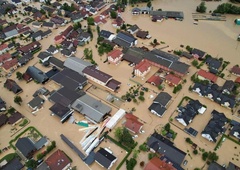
[107,49,123,64]
[134,60,151,77]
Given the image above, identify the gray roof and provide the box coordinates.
[147,132,186,165]
[1,158,24,170]
[28,96,44,109]
[49,102,73,122]
[42,21,54,27]
[154,92,172,107]
[71,94,111,122]
[128,24,139,32]
[25,66,49,84]
[149,11,184,19]
[95,148,117,169]
[36,162,50,170]
[31,30,43,39]
[37,51,52,60]
[4,29,18,38]
[64,57,92,75]
[208,162,225,170]
[34,137,48,150]
[15,137,36,158]
[100,30,113,39]
[48,57,64,69]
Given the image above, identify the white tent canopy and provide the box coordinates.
[106,109,126,129]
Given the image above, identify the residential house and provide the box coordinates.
[51,1,62,9]
[71,12,83,23]
[136,30,150,39]
[205,57,222,74]
[11,0,22,5]
[90,1,106,11]
[222,80,235,94]
[71,93,112,123]
[54,35,65,44]
[28,96,45,111]
[50,16,68,26]
[0,97,6,112]
[48,57,64,70]
[235,77,240,84]
[208,162,225,170]
[107,49,123,64]
[113,31,137,48]
[191,48,206,60]
[112,17,124,28]
[127,24,139,34]
[149,11,184,20]
[45,150,71,170]
[51,68,88,90]
[197,69,218,83]
[0,19,8,27]
[147,132,186,166]
[18,53,33,67]
[201,110,227,142]
[41,6,56,15]
[0,53,12,66]
[147,75,163,86]
[82,66,121,91]
[15,137,36,160]
[61,25,73,39]
[181,51,193,59]
[49,102,74,123]
[2,58,18,73]
[230,120,240,140]
[31,30,43,41]
[18,41,41,55]
[0,114,8,127]
[32,11,46,21]
[134,60,151,77]
[42,21,55,29]
[132,7,141,15]
[230,65,240,76]
[94,16,107,25]
[63,56,92,75]
[4,79,22,94]
[37,51,52,63]
[25,66,49,84]
[1,158,24,170]
[144,157,177,170]
[175,99,206,126]
[99,30,115,41]
[124,113,143,134]
[2,24,18,40]
[148,92,172,117]
[226,162,240,170]
[95,148,117,169]
[165,74,182,86]
[78,32,91,44]
[32,21,42,29]
[61,48,73,57]
[100,8,110,18]
[0,44,9,55]
[46,45,58,54]
[8,111,24,126]
[41,29,52,38]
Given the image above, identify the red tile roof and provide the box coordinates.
[94,16,107,24]
[2,58,18,70]
[134,60,151,73]
[18,41,41,54]
[107,49,122,59]
[197,69,217,83]
[0,44,8,51]
[144,157,176,170]
[124,113,143,134]
[61,25,73,37]
[147,75,163,86]
[0,53,11,63]
[231,65,240,75]
[165,74,181,86]
[235,77,240,83]
[54,34,64,42]
[45,150,71,170]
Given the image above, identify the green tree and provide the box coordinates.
[126,158,137,170]
[8,107,15,114]
[110,11,117,19]
[196,2,207,13]
[16,72,23,80]
[114,127,123,141]
[96,25,100,35]
[164,123,171,131]
[14,96,22,105]
[87,17,95,25]
[26,159,37,169]
[193,150,198,155]
[208,151,219,162]
[73,22,82,30]
[192,60,199,67]
[202,152,209,161]
[139,144,148,151]
[138,95,145,101]
[147,1,152,8]
[133,149,139,159]
[153,39,157,44]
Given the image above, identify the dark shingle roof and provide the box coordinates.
[15,137,36,158]
[95,148,117,169]
[153,92,172,107]
[25,66,49,84]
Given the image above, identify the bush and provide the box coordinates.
[126,158,137,170]
[192,60,199,67]
[202,152,209,161]
[196,2,207,13]
[138,95,145,101]
[148,153,157,160]
[140,91,144,96]
[186,138,193,144]
[193,150,198,155]
[139,144,148,151]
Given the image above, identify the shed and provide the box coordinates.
[105,109,126,129]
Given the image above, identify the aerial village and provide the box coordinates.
[0,0,240,169]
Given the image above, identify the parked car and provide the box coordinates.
[183,160,188,166]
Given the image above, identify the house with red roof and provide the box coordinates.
[235,77,240,84]
[18,41,41,55]
[165,74,181,86]
[231,65,240,76]
[2,58,18,73]
[0,44,9,55]
[94,16,107,25]
[147,75,163,86]
[0,53,12,66]
[134,60,151,77]
[197,69,218,83]
[144,157,177,170]
[124,113,143,134]
[112,17,124,28]
[45,149,71,170]
[107,49,123,64]
[54,35,65,44]
[100,8,110,18]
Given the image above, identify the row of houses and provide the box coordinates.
[0,110,24,127]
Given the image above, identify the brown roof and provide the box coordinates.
[0,53,11,63]
[0,114,8,127]
[23,72,32,82]
[231,65,240,75]
[83,66,112,83]
[107,49,122,59]
[94,16,107,24]
[197,69,217,83]
[18,41,41,54]
[61,25,73,37]
[147,75,163,86]
[45,149,71,170]
[235,77,240,83]
[0,44,8,51]
[106,79,121,91]
[112,17,124,26]
[134,60,151,73]
[125,113,143,134]
[136,30,148,39]
[0,19,7,25]
[144,157,176,170]
[8,111,24,125]
[165,74,181,86]
[2,58,18,70]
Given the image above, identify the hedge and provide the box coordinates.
[214,134,240,151]
[0,153,17,163]
[177,96,193,107]
[106,135,131,152]
[9,126,43,150]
